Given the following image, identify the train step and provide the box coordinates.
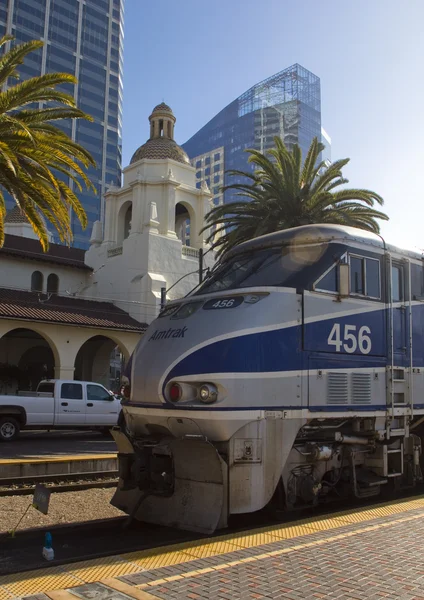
[389,428,406,436]
[356,469,388,488]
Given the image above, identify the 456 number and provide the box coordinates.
[327,324,372,355]
[212,299,235,308]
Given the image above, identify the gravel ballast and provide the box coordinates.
[0,488,123,533]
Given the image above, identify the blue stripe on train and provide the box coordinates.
[124,402,424,412]
[164,304,424,389]
[165,326,385,386]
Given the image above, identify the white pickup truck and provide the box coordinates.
[0,379,123,442]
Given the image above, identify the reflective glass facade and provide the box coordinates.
[0,0,124,248]
[183,64,330,205]
[321,127,332,166]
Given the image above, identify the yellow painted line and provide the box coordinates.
[3,495,424,599]
[0,454,117,465]
[137,512,424,591]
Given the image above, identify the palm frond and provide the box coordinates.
[0,37,96,249]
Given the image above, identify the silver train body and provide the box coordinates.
[112,225,424,533]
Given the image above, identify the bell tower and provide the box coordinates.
[149,103,176,140]
[84,103,214,325]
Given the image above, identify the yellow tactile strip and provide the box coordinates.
[66,556,141,582]
[1,567,82,597]
[1,495,424,598]
[0,454,117,465]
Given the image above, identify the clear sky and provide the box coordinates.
[122,0,424,250]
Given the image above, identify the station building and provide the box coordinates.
[0,103,213,393]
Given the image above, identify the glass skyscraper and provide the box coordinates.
[0,0,124,248]
[183,64,330,206]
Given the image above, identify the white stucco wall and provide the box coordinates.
[123,158,196,189]
[0,255,90,296]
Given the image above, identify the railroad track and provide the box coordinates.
[0,470,119,496]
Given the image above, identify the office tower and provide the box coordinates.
[183,64,330,206]
[0,0,124,248]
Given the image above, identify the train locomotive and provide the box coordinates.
[111,224,424,533]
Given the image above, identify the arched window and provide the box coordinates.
[175,203,191,245]
[117,202,132,244]
[124,205,132,239]
[47,273,59,294]
[31,271,43,292]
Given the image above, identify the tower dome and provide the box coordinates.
[5,206,29,224]
[4,206,53,242]
[130,103,190,165]
[151,102,174,116]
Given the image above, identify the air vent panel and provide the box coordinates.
[327,372,349,404]
[351,373,372,404]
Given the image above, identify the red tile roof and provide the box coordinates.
[0,234,92,270]
[0,288,147,332]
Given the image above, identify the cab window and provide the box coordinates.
[61,383,83,400]
[314,264,338,293]
[391,265,403,302]
[411,263,424,300]
[194,247,320,294]
[87,384,112,401]
[350,255,380,298]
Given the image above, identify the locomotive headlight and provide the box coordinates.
[198,383,218,404]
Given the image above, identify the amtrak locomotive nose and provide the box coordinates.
[111,225,424,534]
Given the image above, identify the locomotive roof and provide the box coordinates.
[225,224,423,261]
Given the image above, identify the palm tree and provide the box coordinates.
[0,35,96,250]
[202,137,388,258]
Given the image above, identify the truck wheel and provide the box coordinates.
[0,417,20,442]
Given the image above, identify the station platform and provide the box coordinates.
[0,431,117,461]
[0,454,118,480]
[0,431,117,480]
[2,495,424,600]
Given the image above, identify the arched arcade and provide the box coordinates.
[0,327,59,393]
[0,320,139,394]
[74,334,130,391]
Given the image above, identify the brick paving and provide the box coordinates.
[120,509,424,599]
[18,503,424,600]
